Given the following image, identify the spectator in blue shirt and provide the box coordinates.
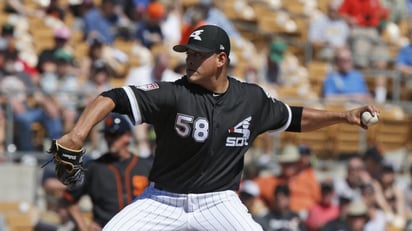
[134,1,165,49]
[82,0,121,44]
[323,47,372,102]
[395,33,412,100]
[396,40,412,76]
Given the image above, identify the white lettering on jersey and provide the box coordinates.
[189,29,204,41]
[136,83,159,91]
[225,116,251,147]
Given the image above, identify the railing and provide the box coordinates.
[1,86,412,162]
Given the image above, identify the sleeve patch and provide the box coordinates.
[135,83,159,91]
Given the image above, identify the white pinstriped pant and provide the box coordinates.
[103,185,263,231]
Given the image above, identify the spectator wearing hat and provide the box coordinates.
[257,184,307,231]
[345,200,370,231]
[255,144,321,214]
[321,199,369,231]
[134,1,166,49]
[61,113,152,230]
[305,180,340,231]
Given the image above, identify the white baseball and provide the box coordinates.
[361,111,379,126]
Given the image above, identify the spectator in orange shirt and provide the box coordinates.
[255,144,321,214]
[299,144,316,178]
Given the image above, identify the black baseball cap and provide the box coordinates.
[100,113,132,135]
[173,25,230,56]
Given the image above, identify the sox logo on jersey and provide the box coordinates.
[226,116,251,147]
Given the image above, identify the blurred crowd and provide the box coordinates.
[0,0,411,230]
[242,144,412,231]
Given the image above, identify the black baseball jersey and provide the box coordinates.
[105,76,292,193]
[62,153,152,226]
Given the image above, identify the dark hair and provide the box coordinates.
[1,23,14,36]
[274,184,290,197]
[91,59,113,76]
[363,146,383,163]
[321,182,334,194]
[382,162,395,173]
[299,144,311,155]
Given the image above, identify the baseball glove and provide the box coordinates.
[46,140,85,188]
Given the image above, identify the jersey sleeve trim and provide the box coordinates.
[268,103,292,135]
[122,86,142,124]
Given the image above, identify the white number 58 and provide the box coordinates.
[175,113,209,142]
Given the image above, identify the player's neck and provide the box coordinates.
[211,76,229,94]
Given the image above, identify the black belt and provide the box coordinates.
[153,184,197,194]
[153,184,164,190]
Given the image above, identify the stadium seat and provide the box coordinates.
[306,61,330,97]
[295,127,332,158]
[374,106,411,151]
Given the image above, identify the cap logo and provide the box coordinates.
[220,44,225,50]
[189,29,204,41]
